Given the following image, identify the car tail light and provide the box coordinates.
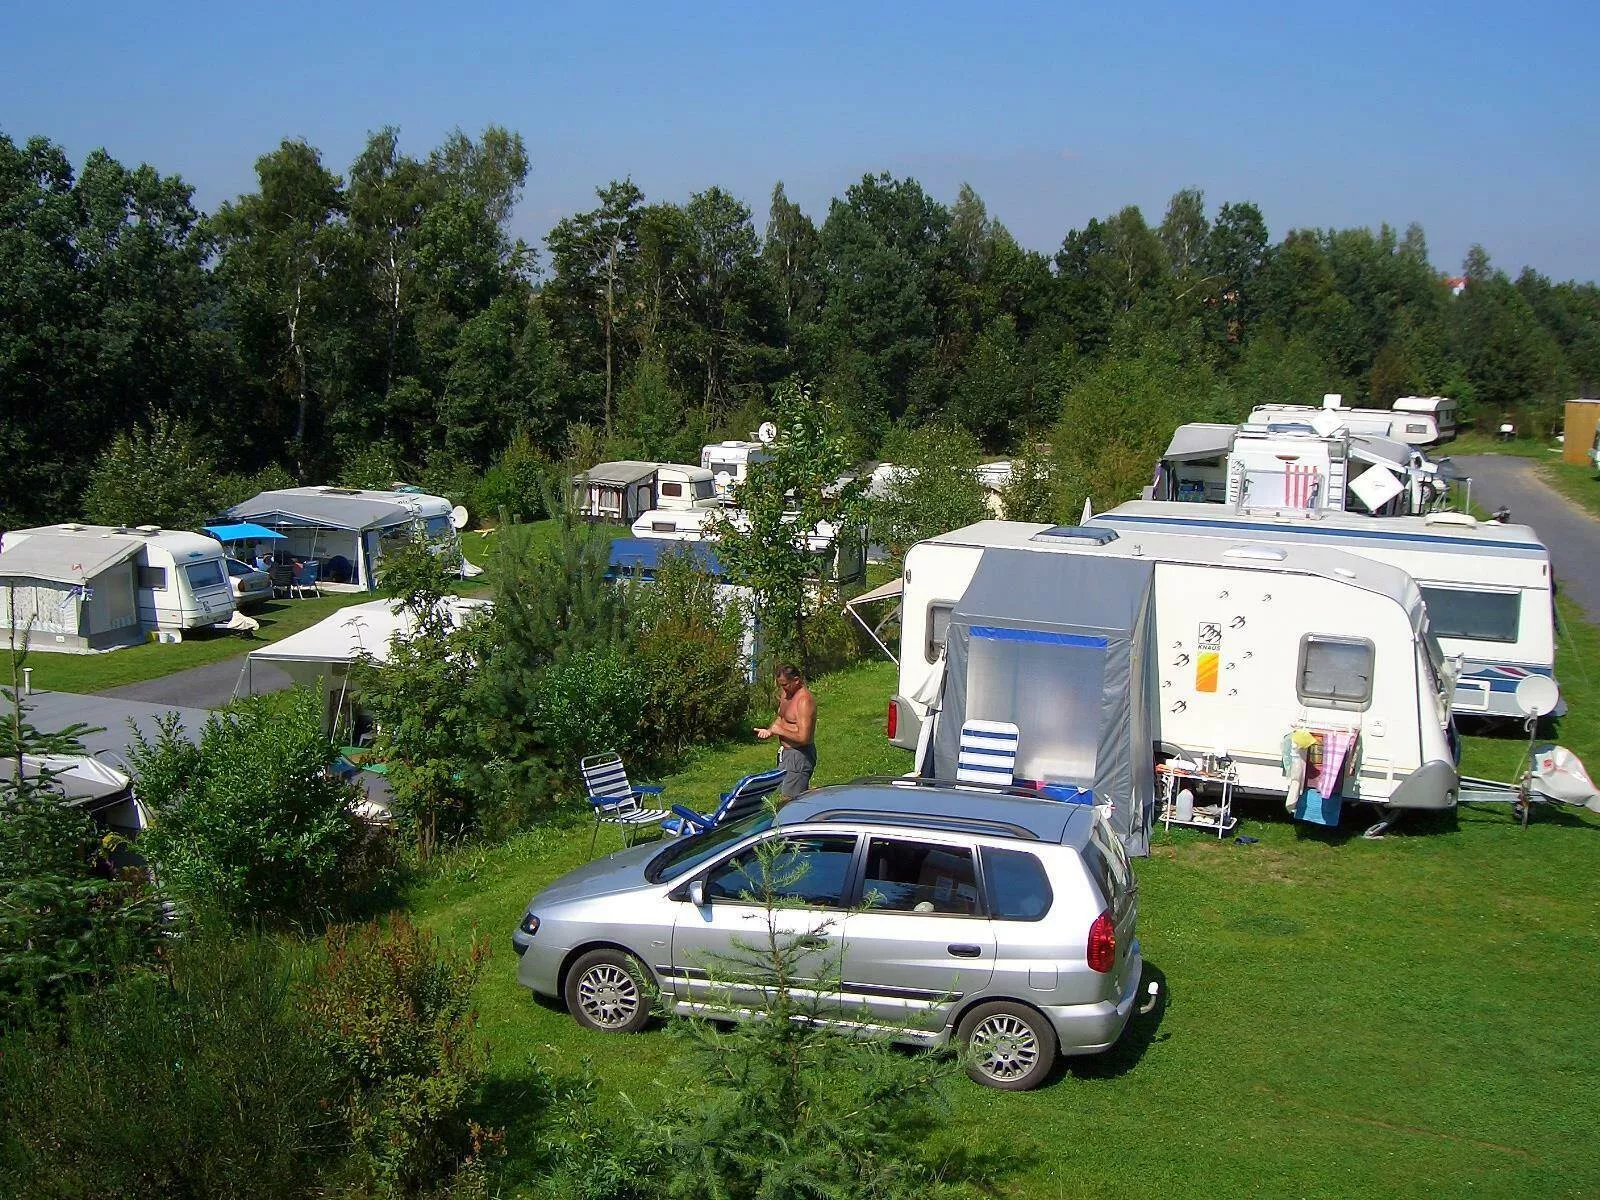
[1087,910,1115,973]
[885,698,898,740]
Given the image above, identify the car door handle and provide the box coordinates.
[947,944,982,958]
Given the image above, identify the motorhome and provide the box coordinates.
[889,521,1458,844]
[1392,396,1457,443]
[1249,394,1441,447]
[1,525,236,649]
[701,441,770,500]
[574,462,719,524]
[225,486,466,592]
[1090,502,1556,719]
[1151,419,1446,515]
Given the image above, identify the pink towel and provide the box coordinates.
[1309,729,1355,795]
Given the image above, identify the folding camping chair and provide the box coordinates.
[582,752,670,855]
[662,767,786,837]
[291,559,321,598]
[268,561,295,599]
[956,720,1020,787]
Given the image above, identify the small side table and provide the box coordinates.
[1157,761,1238,838]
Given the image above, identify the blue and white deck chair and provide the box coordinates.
[957,720,1020,788]
[582,752,669,855]
[662,767,786,837]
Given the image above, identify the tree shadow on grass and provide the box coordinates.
[1059,960,1168,1084]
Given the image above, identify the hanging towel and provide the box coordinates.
[1309,729,1356,797]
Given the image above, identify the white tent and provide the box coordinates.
[238,597,491,732]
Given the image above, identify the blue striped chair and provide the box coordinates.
[956,720,1020,788]
[663,767,786,837]
[582,752,669,854]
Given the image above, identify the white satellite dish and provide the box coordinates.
[757,421,778,445]
[1514,674,1560,719]
[450,505,469,531]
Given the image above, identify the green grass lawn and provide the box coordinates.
[1538,458,1600,520]
[1444,433,1557,459]
[408,612,1600,1198]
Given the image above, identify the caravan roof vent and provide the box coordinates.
[1424,511,1478,529]
[1032,525,1119,546]
[135,525,161,535]
[1223,544,1288,562]
[318,487,362,496]
[59,522,84,531]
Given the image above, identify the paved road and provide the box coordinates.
[98,655,292,709]
[1455,454,1600,624]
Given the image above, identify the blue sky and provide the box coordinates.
[4,0,1596,280]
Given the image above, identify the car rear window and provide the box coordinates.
[861,838,980,916]
[979,847,1053,921]
[1082,818,1133,909]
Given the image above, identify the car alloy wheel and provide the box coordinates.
[575,962,641,1029]
[970,1012,1041,1083]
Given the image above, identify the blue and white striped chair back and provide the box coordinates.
[719,767,786,823]
[957,720,1020,787]
[582,753,638,811]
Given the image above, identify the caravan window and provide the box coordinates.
[925,602,954,663]
[1297,635,1375,710]
[693,478,715,501]
[137,565,168,590]
[183,561,226,592]
[1420,586,1521,644]
[660,481,684,499]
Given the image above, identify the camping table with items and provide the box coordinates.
[1157,759,1238,838]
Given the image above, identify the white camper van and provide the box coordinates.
[890,522,1458,836]
[701,440,771,500]
[1,525,236,635]
[1090,503,1556,720]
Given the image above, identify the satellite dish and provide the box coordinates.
[1514,674,1560,719]
[450,505,469,531]
[757,421,778,445]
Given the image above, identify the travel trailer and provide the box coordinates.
[225,486,466,592]
[700,440,771,500]
[889,521,1458,847]
[574,462,719,524]
[1151,420,1447,515]
[630,507,865,584]
[1090,502,1557,720]
[1392,396,1458,443]
[1248,394,1442,447]
[0,525,235,650]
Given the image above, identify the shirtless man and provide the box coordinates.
[755,663,817,799]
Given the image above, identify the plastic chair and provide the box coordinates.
[582,752,669,854]
[662,767,785,837]
[292,559,321,598]
[956,720,1020,787]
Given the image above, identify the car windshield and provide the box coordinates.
[645,809,775,883]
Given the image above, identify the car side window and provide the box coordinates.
[980,847,1053,921]
[703,835,857,908]
[861,838,980,916]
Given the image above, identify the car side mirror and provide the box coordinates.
[688,879,706,908]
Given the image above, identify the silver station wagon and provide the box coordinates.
[513,779,1142,1090]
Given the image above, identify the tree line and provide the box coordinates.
[4,124,1599,528]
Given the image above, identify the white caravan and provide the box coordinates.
[1249,393,1442,447]
[226,487,464,592]
[630,507,866,584]
[574,462,719,524]
[1152,420,1445,515]
[700,440,771,500]
[1393,396,1457,443]
[890,521,1458,824]
[3,524,235,635]
[1090,502,1556,720]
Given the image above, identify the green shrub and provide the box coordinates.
[472,429,552,524]
[527,646,650,782]
[0,929,337,1200]
[131,688,364,927]
[306,918,497,1198]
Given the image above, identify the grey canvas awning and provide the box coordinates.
[932,548,1157,855]
[576,461,659,487]
[1162,423,1236,463]
[1350,435,1412,468]
[0,533,142,583]
[227,489,414,531]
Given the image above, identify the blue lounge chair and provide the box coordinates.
[582,752,669,854]
[662,767,786,837]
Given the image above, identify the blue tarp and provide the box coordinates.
[606,538,725,578]
[205,522,287,543]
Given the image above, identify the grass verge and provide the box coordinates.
[408,613,1600,1198]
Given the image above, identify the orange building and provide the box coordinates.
[1563,399,1600,466]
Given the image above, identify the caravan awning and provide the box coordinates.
[1350,436,1411,469]
[1162,423,1236,463]
[205,522,286,543]
[844,576,904,664]
[227,490,416,531]
[0,533,142,583]
[578,461,659,487]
